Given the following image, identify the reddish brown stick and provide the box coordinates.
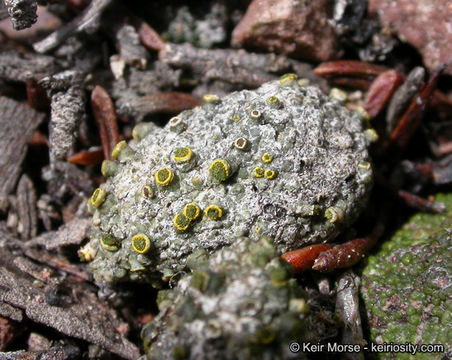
[365,70,404,119]
[397,190,446,213]
[132,19,166,51]
[328,77,373,90]
[68,149,104,166]
[314,61,389,78]
[131,92,201,115]
[281,244,333,273]
[91,86,120,160]
[312,226,384,273]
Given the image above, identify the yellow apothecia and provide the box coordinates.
[264,169,277,179]
[173,213,191,231]
[90,188,107,207]
[183,203,201,221]
[111,140,127,159]
[266,96,279,105]
[209,159,231,182]
[155,168,174,186]
[232,115,240,122]
[261,153,272,163]
[173,147,194,163]
[131,234,151,254]
[205,205,223,220]
[253,167,264,178]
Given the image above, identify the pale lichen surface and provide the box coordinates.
[142,237,338,360]
[87,78,372,283]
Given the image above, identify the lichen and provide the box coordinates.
[360,193,452,359]
[204,205,223,220]
[85,79,372,283]
[142,237,339,360]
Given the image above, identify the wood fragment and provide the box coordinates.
[33,0,113,53]
[23,247,90,281]
[314,60,388,78]
[389,66,444,150]
[127,92,201,119]
[386,67,425,134]
[0,236,140,359]
[281,244,333,273]
[0,97,45,212]
[312,226,384,273]
[0,50,58,83]
[326,76,372,90]
[0,345,79,360]
[16,175,38,240]
[91,85,120,160]
[115,24,149,69]
[134,19,166,51]
[364,70,404,119]
[312,237,374,272]
[27,218,91,250]
[67,149,104,166]
[0,302,23,322]
[40,71,86,163]
[160,42,294,84]
[397,190,446,213]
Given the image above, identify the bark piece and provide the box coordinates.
[115,24,149,69]
[0,50,58,83]
[231,0,339,62]
[0,302,23,322]
[33,0,113,53]
[0,346,80,360]
[27,218,91,250]
[16,175,38,240]
[161,42,293,79]
[0,97,45,212]
[40,71,85,163]
[0,238,139,359]
[386,67,425,134]
[91,86,119,160]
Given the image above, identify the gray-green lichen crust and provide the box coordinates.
[361,193,452,359]
[142,237,339,360]
[86,77,372,283]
